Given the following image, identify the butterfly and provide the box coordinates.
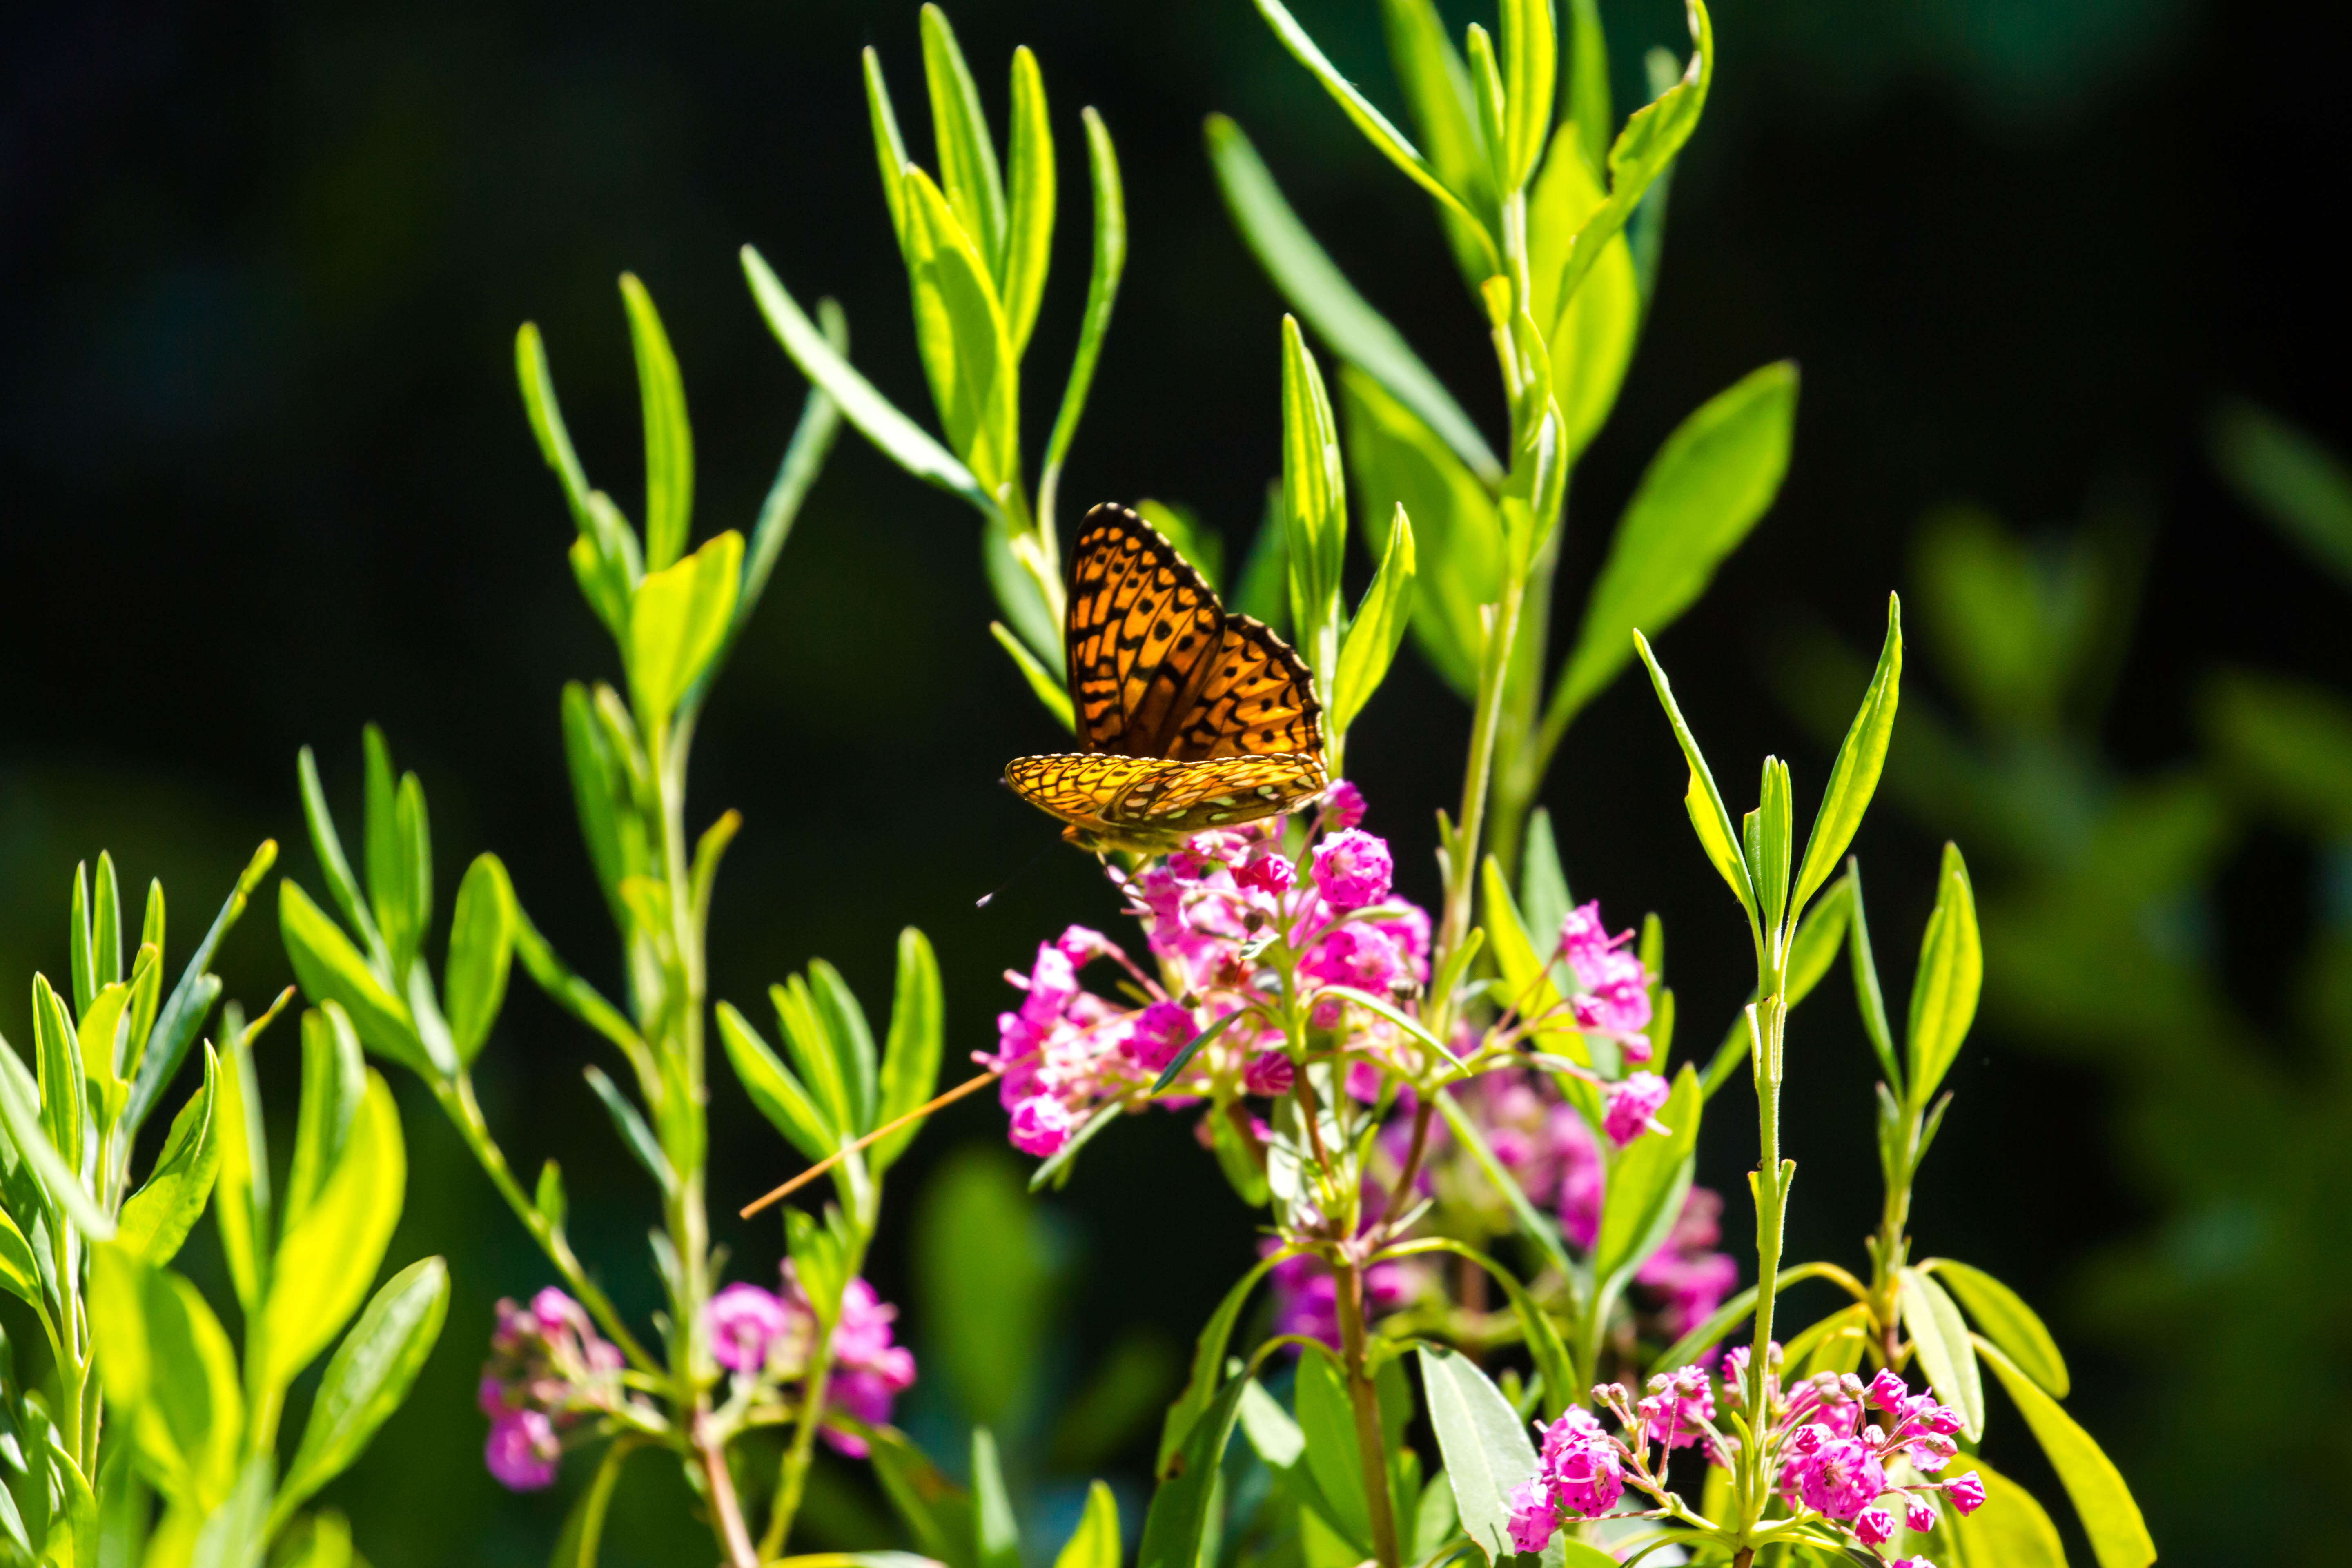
[1004,504,1328,854]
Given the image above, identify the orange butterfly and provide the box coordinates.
[1005,505,1328,853]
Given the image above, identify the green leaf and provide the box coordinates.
[1498,0,1556,190]
[716,1002,833,1162]
[1844,863,1901,1094]
[1294,1345,1375,1551]
[79,979,133,1126]
[362,726,410,971]
[1000,47,1054,358]
[1928,1260,2068,1398]
[773,976,856,1137]
[1138,1372,1250,1568]
[1210,116,1501,486]
[1053,1482,1120,1568]
[0,1038,112,1240]
[915,1147,1054,1432]
[271,1511,356,1568]
[866,1425,978,1568]
[618,273,693,573]
[1339,368,1501,699]
[1158,1250,1290,1475]
[1944,1455,2068,1568]
[1747,757,1794,944]
[1371,0,1496,287]
[1332,506,1418,735]
[1232,483,1293,632]
[744,245,998,517]
[1416,1347,1538,1562]
[1904,842,1980,1101]
[1896,1265,1983,1441]
[582,1065,676,1195]
[1976,1337,2154,1568]
[1039,107,1127,536]
[1526,126,1638,461]
[628,529,743,727]
[1563,0,1610,177]
[279,881,437,1080]
[213,1017,270,1311]
[535,1159,567,1234]
[445,854,517,1065]
[2209,397,2352,587]
[116,1044,222,1266]
[992,623,1076,731]
[1553,361,1797,728]
[0,1205,41,1312]
[808,960,881,1137]
[89,1244,245,1508]
[1247,0,1499,269]
[904,168,1021,494]
[272,1256,449,1532]
[129,839,275,1137]
[2198,668,2352,837]
[1595,1065,1701,1292]
[1792,595,1902,913]
[1631,633,1755,922]
[261,1074,408,1393]
[284,1004,367,1234]
[32,974,85,1179]
[1519,808,1574,955]
[970,1428,1021,1568]
[1281,315,1348,672]
[872,927,945,1172]
[920,4,1009,276]
[1551,0,1713,309]
[1414,1239,1577,1423]
[864,46,913,247]
[548,1438,643,1568]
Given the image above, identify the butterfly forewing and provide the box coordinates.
[1168,615,1322,760]
[1065,507,1225,757]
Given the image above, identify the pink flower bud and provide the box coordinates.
[1321,779,1367,831]
[484,1409,560,1491]
[1312,829,1394,911]
[1602,1072,1671,1146]
[1009,1095,1075,1156]
[1920,1404,1965,1435]
[1243,1051,1295,1096]
[1905,1495,1940,1533]
[1854,1506,1897,1546]
[1945,1470,1986,1515]
[1235,851,1295,896]
[706,1283,791,1374]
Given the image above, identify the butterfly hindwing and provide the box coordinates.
[1065,506,1224,758]
[1167,614,1322,760]
[1004,751,1329,851]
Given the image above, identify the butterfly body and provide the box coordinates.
[1007,505,1327,853]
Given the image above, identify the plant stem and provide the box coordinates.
[759,1291,848,1559]
[1428,578,1528,1045]
[697,1415,762,1568]
[1335,1263,1402,1568]
[1742,995,1792,1544]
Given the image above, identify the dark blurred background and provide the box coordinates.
[4,0,2348,1562]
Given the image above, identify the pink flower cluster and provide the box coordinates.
[477,1288,629,1492]
[1557,902,1657,1057]
[986,785,1434,1160]
[1776,1367,1984,1541]
[1506,1408,1624,1550]
[700,1267,918,1456]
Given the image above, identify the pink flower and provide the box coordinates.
[1243,1051,1295,1096]
[1791,1433,1886,1521]
[1868,1369,1912,1412]
[1905,1495,1940,1533]
[1322,779,1367,831]
[1603,1072,1671,1146]
[1504,1478,1557,1552]
[1557,902,1615,971]
[1020,944,1080,1026]
[1235,851,1295,895]
[1312,829,1394,911]
[1344,1059,1385,1102]
[484,1409,560,1491]
[785,1272,918,1456]
[1056,924,1117,964]
[1854,1506,1897,1546]
[1009,1095,1075,1156]
[1945,1470,1986,1515]
[1301,924,1410,996]
[707,1283,792,1374]
[1640,1366,1716,1450]
[1892,1560,1940,1568]
[1124,1000,1196,1072]
[1545,1436,1624,1519]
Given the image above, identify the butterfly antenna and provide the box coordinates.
[976,840,1058,908]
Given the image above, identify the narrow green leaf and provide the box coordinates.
[1944,1454,2069,1568]
[716,1003,833,1163]
[1371,0,1497,286]
[93,851,124,993]
[1138,1373,1251,1568]
[970,1428,1021,1568]
[1845,862,1901,1094]
[1553,362,1798,728]
[1519,808,1574,960]
[730,295,849,666]
[1929,1259,2068,1398]
[0,1036,112,1239]
[1904,842,1980,1101]
[0,1205,42,1312]
[1000,47,1054,357]
[619,273,693,572]
[1976,1337,2154,1568]
[1416,1346,1538,1561]
[628,530,743,727]
[1552,0,1713,309]
[864,47,912,248]
[992,623,1076,731]
[129,840,273,1140]
[1248,0,1499,266]
[262,1073,407,1392]
[1564,0,1610,177]
[116,1044,221,1266]
[1526,123,1639,460]
[920,3,1009,274]
[774,976,855,1135]
[581,1065,675,1195]
[278,882,435,1080]
[1332,506,1418,734]
[2209,397,2352,588]
[214,1014,270,1311]
[1792,595,1902,913]
[873,927,945,1172]
[904,168,1021,494]
[272,1256,449,1531]
[284,1004,367,1234]
[362,726,408,969]
[1463,24,1510,212]
[1631,632,1756,921]
[1751,757,1794,943]
[1594,1065,1700,1290]
[807,960,880,1134]
[1499,0,1557,189]
[548,1438,643,1568]
[1158,1250,1291,1475]
[866,1426,978,1568]
[1039,107,1126,530]
[742,245,998,519]
[1210,116,1501,486]
[1053,1482,1120,1568]
[1896,1265,1984,1441]
[445,854,517,1065]
[90,1245,245,1508]
[514,322,595,535]
[1281,315,1348,672]
[33,974,85,1177]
